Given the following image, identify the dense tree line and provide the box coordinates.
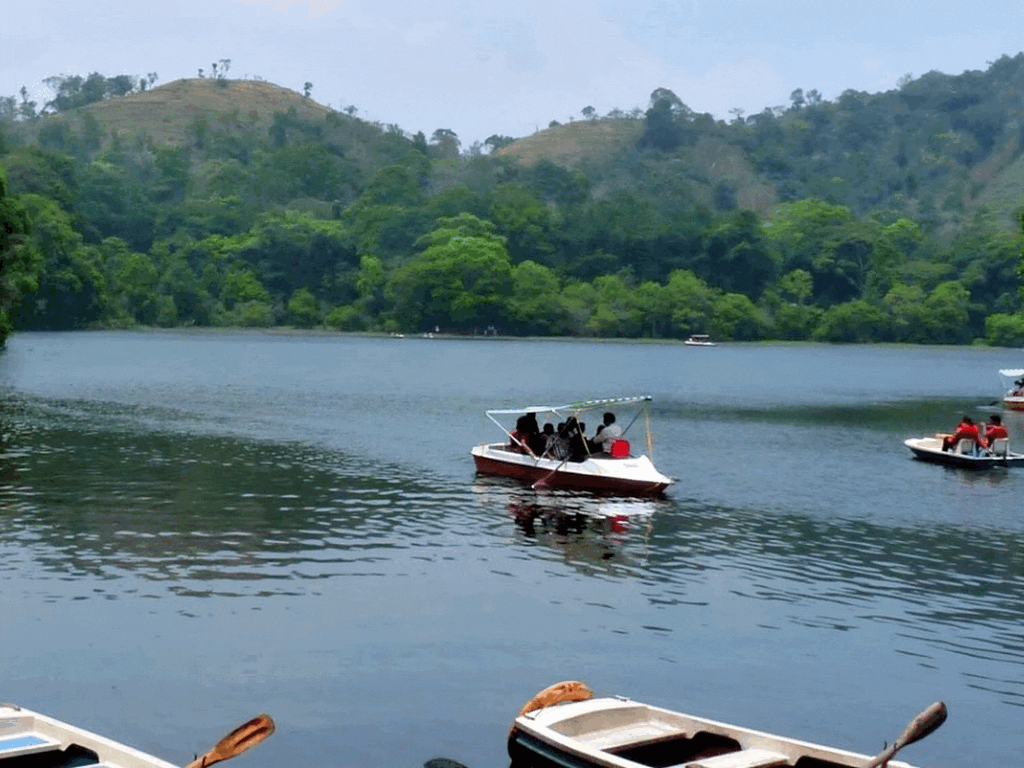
[2,58,1024,346]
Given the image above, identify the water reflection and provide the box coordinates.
[471,478,661,569]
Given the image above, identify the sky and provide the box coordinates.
[4,0,1024,148]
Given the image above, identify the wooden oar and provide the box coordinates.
[865,701,946,768]
[184,714,275,768]
[532,456,569,490]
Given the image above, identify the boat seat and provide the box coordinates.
[990,437,1009,457]
[680,748,790,768]
[0,733,62,759]
[955,439,977,456]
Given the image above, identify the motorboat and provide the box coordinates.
[508,681,946,768]
[903,435,1024,468]
[470,396,674,496]
[0,703,273,768]
[998,368,1024,411]
[684,334,716,347]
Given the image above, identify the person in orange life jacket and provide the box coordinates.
[984,414,1008,444]
[942,416,984,452]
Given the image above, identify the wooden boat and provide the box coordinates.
[508,681,946,768]
[903,435,1024,468]
[470,396,674,496]
[998,368,1024,411]
[684,334,716,347]
[0,704,273,768]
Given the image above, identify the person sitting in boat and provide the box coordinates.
[984,414,1009,445]
[510,414,539,455]
[564,417,589,462]
[590,412,622,453]
[544,422,570,460]
[941,416,985,453]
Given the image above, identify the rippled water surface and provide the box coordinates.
[3,331,1024,768]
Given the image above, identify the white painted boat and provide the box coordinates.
[508,682,946,768]
[470,396,674,496]
[998,368,1024,411]
[684,335,716,347]
[0,704,273,768]
[903,435,1024,468]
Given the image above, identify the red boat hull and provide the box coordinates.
[472,453,670,496]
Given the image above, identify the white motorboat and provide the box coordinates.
[684,334,716,347]
[470,396,674,496]
[998,368,1024,411]
[903,435,1024,468]
[508,681,946,768]
[0,704,273,768]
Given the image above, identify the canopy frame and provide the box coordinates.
[483,396,657,463]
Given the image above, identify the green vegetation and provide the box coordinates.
[3,56,1024,346]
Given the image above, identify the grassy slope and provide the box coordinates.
[71,78,333,146]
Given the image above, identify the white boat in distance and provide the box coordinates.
[998,368,1024,411]
[0,704,273,768]
[471,396,674,496]
[684,334,716,347]
[508,681,946,768]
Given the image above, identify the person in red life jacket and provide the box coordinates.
[942,416,985,452]
[983,414,1009,445]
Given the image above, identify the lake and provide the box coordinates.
[2,330,1022,768]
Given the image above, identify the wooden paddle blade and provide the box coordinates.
[866,701,947,768]
[518,680,592,717]
[184,714,275,768]
[895,701,947,749]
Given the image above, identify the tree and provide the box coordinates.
[429,129,460,159]
[812,300,888,342]
[386,214,512,330]
[506,260,565,335]
[661,269,719,338]
[13,194,107,330]
[711,293,765,340]
[0,163,41,341]
[287,287,319,327]
[484,135,515,153]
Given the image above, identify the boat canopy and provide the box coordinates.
[1000,369,1024,377]
[486,396,652,416]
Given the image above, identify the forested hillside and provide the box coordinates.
[2,55,1024,346]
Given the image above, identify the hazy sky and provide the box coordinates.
[4,0,1023,147]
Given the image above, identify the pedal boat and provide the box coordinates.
[471,396,674,496]
[903,435,1024,468]
[508,681,946,768]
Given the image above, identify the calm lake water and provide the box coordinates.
[2,330,1023,768]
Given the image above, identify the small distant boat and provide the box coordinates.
[470,396,674,496]
[998,368,1024,411]
[903,435,1024,468]
[684,334,716,347]
[508,681,946,768]
[0,704,273,768]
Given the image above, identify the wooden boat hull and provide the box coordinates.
[472,443,673,496]
[903,436,1024,468]
[0,703,178,768]
[508,696,925,768]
